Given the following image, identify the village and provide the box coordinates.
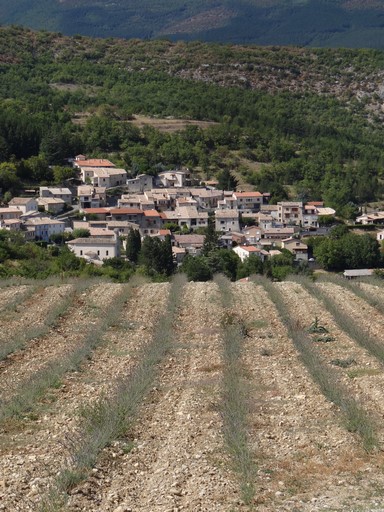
[0,153,375,268]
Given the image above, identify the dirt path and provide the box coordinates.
[67,281,240,512]
[231,281,384,511]
[0,283,170,511]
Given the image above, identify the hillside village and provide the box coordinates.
[0,155,343,267]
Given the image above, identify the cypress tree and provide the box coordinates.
[126,228,141,263]
[202,215,219,256]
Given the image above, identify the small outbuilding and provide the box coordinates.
[343,269,374,279]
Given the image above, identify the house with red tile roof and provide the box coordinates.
[74,157,116,168]
[37,197,66,214]
[83,208,110,220]
[77,185,107,209]
[9,197,38,215]
[0,207,23,220]
[173,234,205,255]
[157,169,191,188]
[67,236,119,263]
[109,208,144,224]
[141,209,163,235]
[281,238,308,261]
[40,187,72,205]
[232,245,268,262]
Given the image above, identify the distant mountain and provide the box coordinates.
[1,0,384,48]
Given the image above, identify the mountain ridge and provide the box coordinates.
[2,0,384,48]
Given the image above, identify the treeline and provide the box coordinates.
[308,225,382,271]
[0,224,381,282]
[125,225,309,282]
[0,230,134,281]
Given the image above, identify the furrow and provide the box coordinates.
[0,284,70,349]
[277,281,384,441]
[232,281,383,511]
[0,282,169,510]
[0,284,32,313]
[67,281,239,512]
[0,282,119,400]
[317,281,384,348]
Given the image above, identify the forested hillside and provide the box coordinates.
[2,0,384,47]
[1,26,384,217]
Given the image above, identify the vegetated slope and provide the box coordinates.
[1,278,384,510]
[2,26,384,212]
[2,25,384,113]
[2,0,384,48]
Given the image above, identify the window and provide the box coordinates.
[97,250,100,255]
[106,250,109,256]
[80,250,83,256]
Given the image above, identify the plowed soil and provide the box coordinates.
[1,279,384,512]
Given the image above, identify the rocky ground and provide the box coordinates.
[1,278,384,511]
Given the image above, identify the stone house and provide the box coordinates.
[40,187,72,205]
[215,209,240,233]
[37,197,66,214]
[67,236,119,262]
[24,217,65,242]
[9,197,38,215]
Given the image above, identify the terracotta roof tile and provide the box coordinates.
[75,159,115,167]
[83,208,109,214]
[234,191,262,197]
[109,208,143,215]
[143,209,161,217]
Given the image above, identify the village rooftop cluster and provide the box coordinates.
[0,156,343,265]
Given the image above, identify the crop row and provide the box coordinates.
[0,275,383,511]
[40,274,186,511]
[258,276,379,452]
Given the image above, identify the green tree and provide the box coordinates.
[181,255,213,282]
[40,125,77,165]
[202,216,219,256]
[126,228,141,263]
[53,165,78,185]
[237,254,264,279]
[159,234,175,276]
[264,250,296,280]
[206,249,240,281]
[0,162,22,195]
[17,156,52,183]
[72,228,90,239]
[314,232,381,271]
[217,167,238,191]
[139,235,174,276]
[313,238,344,271]
[329,224,349,239]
